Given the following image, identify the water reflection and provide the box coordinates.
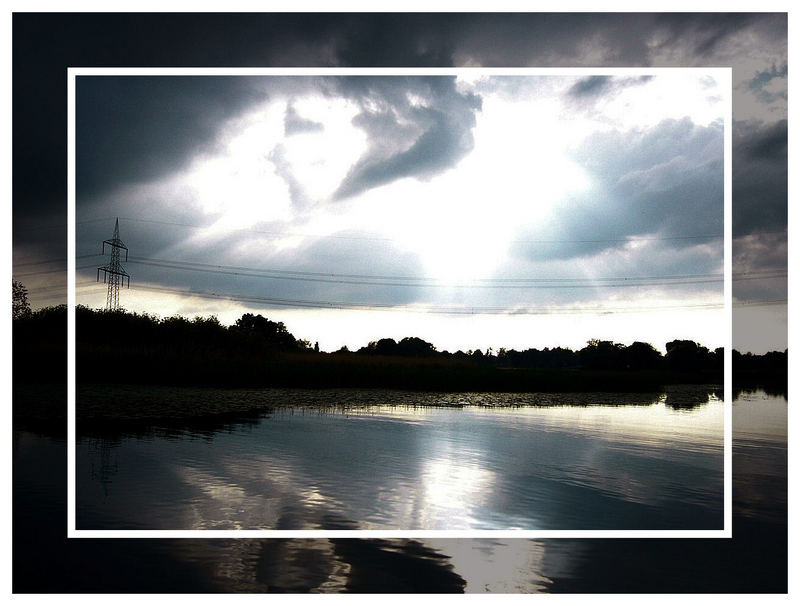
[15,389,786,592]
[732,392,787,524]
[417,456,497,528]
[76,388,723,531]
[664,385,722,410]
[425,539,554,592]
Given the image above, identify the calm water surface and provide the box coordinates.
[75,388,724,531]
[15,389,786,592]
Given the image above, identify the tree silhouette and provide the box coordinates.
[231,313,299,352]
[12,280,31,319]
[397,337,437,357]
[623,341,663,370]
[579,339,625,370]
[665,340,711,372]
[362,338,399,355]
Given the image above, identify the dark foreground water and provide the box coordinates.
[75,390,723,531]
[14,388,786,592]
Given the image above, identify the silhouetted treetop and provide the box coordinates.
[12,280,31,320]
[665,339,718,372]
[579,340,626,370]
[397,337,437,357]
[231,313,301,352]
[623,341,663,371]
[360,338,398,355]
[358,336,438,357]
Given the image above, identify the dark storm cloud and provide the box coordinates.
[646,13,761,59]
[568,76,614,99]
[14,13,785,222]
[450,13,655,66]
[330,76,482,200]
[747,63,788,104]
[76,74,482,210]
[565,75,654,113]
[513,118,723,262]
[14,12,785,210]
[330,14,458,67]
[269,76,484,206]
[732,231,787,302]
[13,12,787,319]
[732,119,787,237]
[284,103,324,135]
[15,12,352,262]
[567,75,653,100]
[76,77,268,202]
[451,13,762,67]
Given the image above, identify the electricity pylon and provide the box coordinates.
[97,217,130,311]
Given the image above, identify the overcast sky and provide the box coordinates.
[12,13,787,353]
[70,71,728,353]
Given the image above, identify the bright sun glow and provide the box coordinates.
[75,73,727,355]
[169,76,717,285]
[291,88,594,283]
[182,95,368,239]
[183,99,291,232]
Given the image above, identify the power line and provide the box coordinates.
[123,255,784,289]
[80,216,730,245]
[19,254,786,290]
[127,258,730,290]
[13,257,69,268]
[64,282,790,314]
[12,253,99,269]
[734,299,789,307]
[118,253,789,283]
[125,282,728,316]
[15,263,102,277]
[129,255,734,283]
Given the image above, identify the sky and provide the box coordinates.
[71,72,728,353]
[12,12,788,354]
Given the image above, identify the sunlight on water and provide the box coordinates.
[16,390,786,592]
[503,399,724,454]
[76,388,724,531]
[416,456,498,529]
[426,538,552,593]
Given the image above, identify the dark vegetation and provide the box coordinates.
[64,306,726,390]
[13,305,787,399]
[732,349,789,395]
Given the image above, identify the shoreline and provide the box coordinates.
[18,380,790,440]
[14,381,723,427]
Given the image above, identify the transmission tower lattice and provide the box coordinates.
[97,218,130,310]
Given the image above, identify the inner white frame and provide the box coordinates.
[66,66,733,539]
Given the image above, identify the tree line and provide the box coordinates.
[349,335,724,373]
[12,303,785,379]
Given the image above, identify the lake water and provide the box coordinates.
[14,388,786,592]
[75,387,724,531]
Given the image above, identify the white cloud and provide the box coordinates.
[76,73,729,352]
